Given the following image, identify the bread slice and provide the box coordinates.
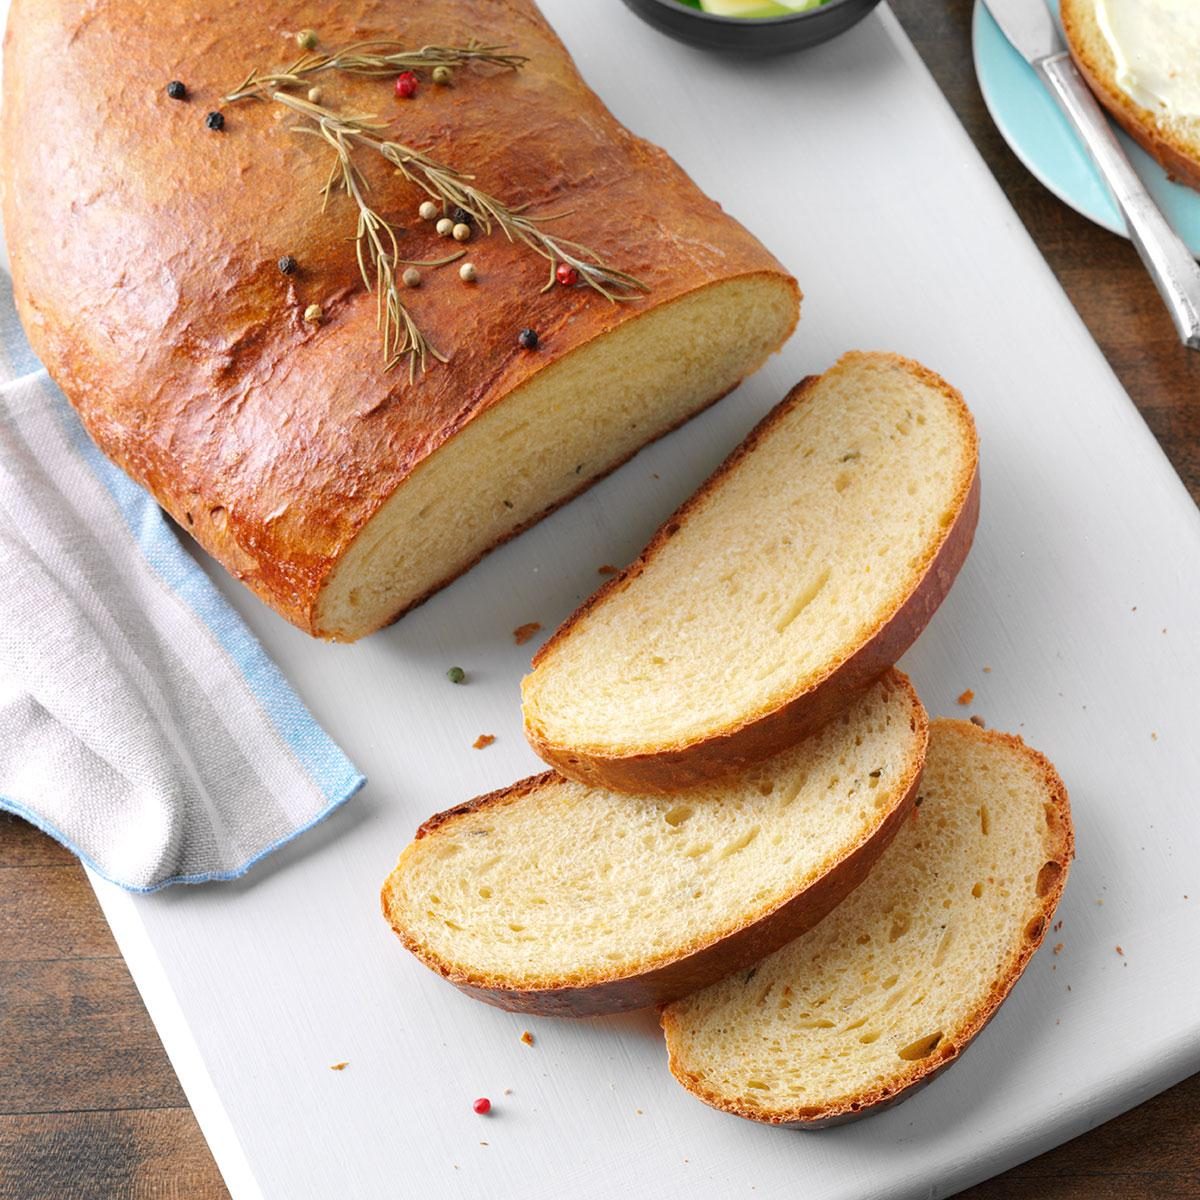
[381,671,927,1017]
[1062,0,1200,192]
[661,719,1073,1127]
[521,353,979,793]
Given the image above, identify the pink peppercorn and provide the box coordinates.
[395,71,418,100]
[473,1097,492,1115]
[555,263,580,287]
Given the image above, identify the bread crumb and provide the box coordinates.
[957,689,974,706]
[635,1108,643,1115]
[473,734,496,750]
[1116,945,1124,956]
[329,1061,349,1071]
[520,1030,534,1046]
[982,665,992,673]
[597,564,620,576]
[1053,920,1063,931]
[1151,732,1158,741]
[503,1088,514,1095]
[1053,943,1064,955]
[513,622,542,646]
[969,714,986,728]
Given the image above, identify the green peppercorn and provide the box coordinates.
[297,28,318,50]
[432,66,452,86]
[447,666,466,684]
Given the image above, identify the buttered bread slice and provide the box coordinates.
[662,720,1073,1127]
[522,352,979,793]
[1062,0,1200,193]
[382,672,926,1016]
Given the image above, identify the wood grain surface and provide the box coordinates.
[1,1,1198,1196]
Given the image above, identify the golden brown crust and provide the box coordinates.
[523,352,979,793]
[661,719,1075,1127]
[380,671,928,1017]
[1061,0,1200,192]
[1,0,796,637]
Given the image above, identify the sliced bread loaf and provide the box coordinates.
[381,671,927,1016]
[522,352,979,793]
[661,719,1073,1127]
[1062,0,1200,192]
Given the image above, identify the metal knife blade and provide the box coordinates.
[982,0,1063,64]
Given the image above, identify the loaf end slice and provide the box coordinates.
[1062,0,1200,192]
[381,671,927,1017]
[661,719,1073,1127]
[522,352,979,792]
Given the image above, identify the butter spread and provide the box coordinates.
[1094,0,1200,121]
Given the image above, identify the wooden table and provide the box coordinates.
[2,2,1199,1196]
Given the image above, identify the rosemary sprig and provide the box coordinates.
[226,45,647,376]
[297,112,445,379]
[226,40,528,102]
[272,92,649,303]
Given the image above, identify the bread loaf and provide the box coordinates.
[381,671,926,1016]
[522,353,979,792]
[661,720,1073,1127]
[1,0,799,640]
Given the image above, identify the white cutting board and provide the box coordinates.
[84,4,1200,1198]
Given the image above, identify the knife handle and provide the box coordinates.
[1038,51,1200,351]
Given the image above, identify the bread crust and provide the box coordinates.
[0,0,797,639]
[523,352,979,793]
[1061,0,1200,192]
[380,671,928,1017]
[661,719,1075,1127]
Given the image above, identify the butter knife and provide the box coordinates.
[983,0,1200,350]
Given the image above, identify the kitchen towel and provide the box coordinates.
[0,276,364,892]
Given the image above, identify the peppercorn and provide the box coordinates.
[450,206,474,227]
[432,65,452,86]
[418,200,439,221]
[452,223,471,243]
[435,217,454,238]
[166,80,187,101]
[402,267,421,288]
[518,328,539,350]
[307,87,323,104]
[459,262,477,283]
[205,111,225,131]
[303,303,322,323]
[555,263,580,287]
[278,255,297,275]
[394,71,418,100]
[446,666,466,684]
[473,1097,492,1115]
[297,29,318,50]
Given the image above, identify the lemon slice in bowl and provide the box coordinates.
[699,0,794,16]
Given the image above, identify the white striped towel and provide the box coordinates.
[0,275,364,892]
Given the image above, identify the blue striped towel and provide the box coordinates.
[0,275,364,892]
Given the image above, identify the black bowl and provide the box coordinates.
[620,0,884,54]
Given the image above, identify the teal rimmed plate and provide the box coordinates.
[973,0,1200,256]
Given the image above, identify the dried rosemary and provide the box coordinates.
[226,41,528,102]
[225,42,648,377]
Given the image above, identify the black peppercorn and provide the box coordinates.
[450,206,474,227]
[278,255,297,275]
[166,80,187,100]
[518,328,539,350]
[205,111,225,131]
